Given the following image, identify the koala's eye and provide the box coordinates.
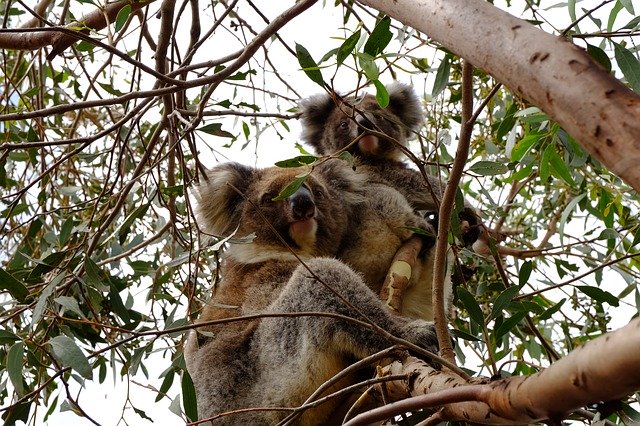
[339,120,349,129]
[312,187,325,199]
[260,192,278,204]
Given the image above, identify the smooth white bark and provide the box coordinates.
[358,0,640,191]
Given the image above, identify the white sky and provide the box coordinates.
[16,0,638,424]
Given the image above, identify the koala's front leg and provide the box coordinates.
[257,258,439,361]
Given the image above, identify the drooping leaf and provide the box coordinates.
[295,43,324,87]
[197,123,234,138]
[577,285,619,306]
[372,79,389,108]
[489,286,520,321]
[363,16,392,57]
[0,267,28,302]
[586,43,612,72]
[457,287,484,325]
[181,370,198,422]
[336,30,360,66]
[115,4,131,33]
[48,336,93,379]
[357,52,379,81]
[272,174,309,201]
[510,133,541,162]
[537,298,566,321]
[518,261,534,287]
[431,54,451,98]
[8,342,25,396]
[494,312,527,341]
[613,42,640,92]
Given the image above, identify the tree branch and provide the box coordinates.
[345,317,640,425]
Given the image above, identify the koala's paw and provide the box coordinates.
[407,215,437,247]
[399,319,439,355]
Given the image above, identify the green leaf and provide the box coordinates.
[59,217,75,246]
[156,370,175,402]
[54,296,86,319]
[539,144,554,182]
[364,16,392,57]
[577,285,619,306]
[115,4,131,32]
[469,160,509,176]
[274,155,317,168]
[431,54,451,98]
[457,287,484,325]
[84,258,110,292]
[8,342,25,397]
[357,52,379,81]
[607,0,624,32]
[295,43,324,87]
[510,134,541,162]
[494,312,526,341]
[181,370,198,422]
[489,286,520,321]
[197,123,234,138]
[613,42,640,92]
[119,203,149,238]
[26,251,69,283]
[586,43,612,72]
[372,79,389,108]
[272,174,309,201]
[336,30,360,66]
[0,267,29,302]
[537,298,566,321]
[48,335,93,379]
[547,146,575,186]
[518,261,534,287]
[450,329,482,342]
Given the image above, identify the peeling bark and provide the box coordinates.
[345,317,640,425]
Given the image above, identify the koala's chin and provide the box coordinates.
[289,218,317,250]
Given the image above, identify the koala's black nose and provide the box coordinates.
[355,113,375,130]
[289,186,316,220]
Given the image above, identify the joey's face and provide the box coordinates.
[327,95,407,161]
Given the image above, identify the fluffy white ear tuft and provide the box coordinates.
[194,163,256,236]
[386,81,424,131]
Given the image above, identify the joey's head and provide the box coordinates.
[194,160,363,263]
[299,82,424,161]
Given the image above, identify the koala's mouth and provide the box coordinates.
[289,218,317,250]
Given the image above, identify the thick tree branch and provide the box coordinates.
[345,317,640,425]
[0,1,154,53]
[357,0,640,192]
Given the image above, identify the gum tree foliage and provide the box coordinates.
[0,0,639,424]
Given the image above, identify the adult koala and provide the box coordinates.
[185,159,439,424]
[298,82,481,246]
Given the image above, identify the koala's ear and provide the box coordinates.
[387,82,424,131]
[298,93,336,152]
[315,159,367,200]
[194,162,257,236]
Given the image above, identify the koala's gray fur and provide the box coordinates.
[185,159,439,424]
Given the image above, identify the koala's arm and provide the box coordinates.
[260,258,439,359]
[362,162,481,246]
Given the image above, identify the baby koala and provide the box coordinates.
[185,159,439,424]
[299,81,482,246]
